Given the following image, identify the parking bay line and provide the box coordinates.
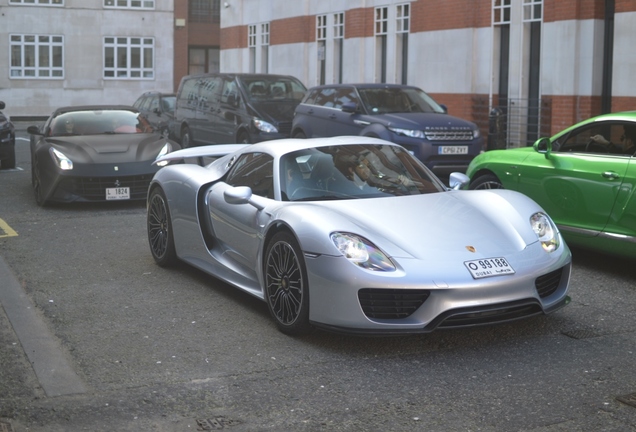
[0,218,18,238]
[0,256,87,396]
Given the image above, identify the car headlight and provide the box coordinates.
[155,142,172,167]
[388,127,425,139]
[253,118,278,133]
[331,232,395,271]
[50,147,73,170]
[530,212,559,252]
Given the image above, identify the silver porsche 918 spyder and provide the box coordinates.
[147,136,572,335]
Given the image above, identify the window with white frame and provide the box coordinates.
[375,6,388,36]
[522,0,542,22]
[260,23,270,46]
[103,0,155,9]
[248,25,257,48]
[103,37,154,79]
[317,15,327,84]
[375,6,388,82]
[396,3,409,33]
[396,3,409,84]
[9,0,63,4]
[10,34,64,78]
[334,12,344,83]
[493,0,511,25]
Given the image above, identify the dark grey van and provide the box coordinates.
[172,73,307,147]
[291,83,484,176]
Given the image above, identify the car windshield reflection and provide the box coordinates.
[280,144,444,201]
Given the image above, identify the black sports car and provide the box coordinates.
[0,101,16,170]
[27,105,180,206]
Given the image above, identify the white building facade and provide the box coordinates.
[219,0,636,144]
[0,0,175,118]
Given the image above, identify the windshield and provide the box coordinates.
[281,144,444,201]
[49,110,154,137]
[239,76,307,102]
[357,87,446,115]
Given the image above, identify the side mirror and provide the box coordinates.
[0,101,5,110]
[27,125,43,135]
[227,93,239,107]
[224,186,265,211]
[533,137,552,158]
[448,172,470,190]
[341,102,357,114]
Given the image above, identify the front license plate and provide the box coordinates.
[464,257,515,279]
[106,187,130,200]
[438,146,468,155]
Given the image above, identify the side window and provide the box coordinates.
[225,153,275,199]
[199,77,222,112]
[220,77,240,106]
[303,89,320,105]
[558,123,634,156]
[313,88,338,108]
[148,96,160,111]
[181,79,200,108]
[333,87,358,109]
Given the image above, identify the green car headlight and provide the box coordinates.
[530,212,559,252]
[331,232,395,271]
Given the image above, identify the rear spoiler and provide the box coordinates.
[154,144,249,166]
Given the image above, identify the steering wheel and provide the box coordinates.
[585,139,609,153]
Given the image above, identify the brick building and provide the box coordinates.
[219,0,636,147]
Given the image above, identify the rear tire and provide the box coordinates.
[181,126,193,148]
[147,187,177,267]
[470,174,504,190]
[264,231,312,336]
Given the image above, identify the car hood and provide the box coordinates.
[362,112,477,130]
[293,190,541,260]
[46,134,172,164]
[250,100,300,125]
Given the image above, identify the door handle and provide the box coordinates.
[328,114,337,119]
[602,171,620,180]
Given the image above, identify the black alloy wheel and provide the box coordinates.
[147,187,177,266]
[264,231,311,335]
[469,174,504,190]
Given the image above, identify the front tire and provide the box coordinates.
[147,187,177,266]
[470,174,504,190]
[264,232,311,335]
[0,140,15,169]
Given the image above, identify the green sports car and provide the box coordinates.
[466,111,636,258]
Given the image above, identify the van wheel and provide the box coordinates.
[181,127,193,148]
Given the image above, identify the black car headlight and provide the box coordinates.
[530,212,559,252]
[253,119,278,133]
[50,147,73,170]
[155,142,172,167]
[388,127,424,139]
[331,232,395,271]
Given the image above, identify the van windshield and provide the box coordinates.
[357,87,446,115]
[239,76,307,102]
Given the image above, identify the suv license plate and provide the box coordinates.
[464,257,515,279]
[438,146,468,155]
[106,187,130,200]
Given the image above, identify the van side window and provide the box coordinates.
[220,78,240,106]
[199,77,222,112]
[181,79,200,107]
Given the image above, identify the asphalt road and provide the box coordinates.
[1,128,635,431]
